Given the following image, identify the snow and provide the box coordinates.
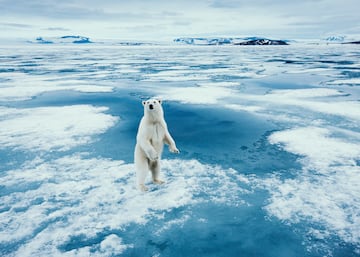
[0,156,248,256]
[224,88,360,121]
[157,84,235,104]
[0,84,113,101]
[269,126,360,171]
[0,105,118,151]
[327,78,360,85]
[263,126,360,244]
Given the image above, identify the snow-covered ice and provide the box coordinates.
[0,105,118,151]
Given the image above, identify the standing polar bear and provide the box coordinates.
[134,99,179,191]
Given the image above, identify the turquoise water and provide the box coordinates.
[0,44,359,256]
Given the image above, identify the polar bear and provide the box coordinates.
[134,99,179,191]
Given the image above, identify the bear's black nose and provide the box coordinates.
[149,104,154,110]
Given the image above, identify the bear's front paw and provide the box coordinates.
[169,145,180,154]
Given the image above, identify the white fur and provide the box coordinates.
[134,99,179,191]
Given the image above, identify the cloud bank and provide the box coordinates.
[0,0,359,40]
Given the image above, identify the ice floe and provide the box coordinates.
[263,89,360,121]
[0,82,113,102]
[327,78,360,85]
[227,87,360,121]
[267,88,348,98]
[157,84,235,104]
[269,126,360,171]
[262,126,360,245]
[0,105,118,151]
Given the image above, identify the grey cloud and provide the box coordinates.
[0,0,183,22]
[43,27,70,31]
[210,0,322,8]
[0,22,34,28]
[0,0,105,19]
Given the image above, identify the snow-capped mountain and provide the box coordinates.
[234,38,288,45]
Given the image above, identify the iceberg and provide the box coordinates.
[324,35,346,42]
[323,35,360,44]
[173,37,234,45]
[33,37,53,44]
[60,35,92,44]
[29,35,92,44]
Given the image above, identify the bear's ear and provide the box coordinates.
[157,99,162,105]
[142,100,146,106]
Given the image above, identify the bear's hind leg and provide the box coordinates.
[135,156,150,191]
[150,161,164,184]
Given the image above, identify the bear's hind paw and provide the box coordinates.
[153,179,165,185]
[138,184,149,192]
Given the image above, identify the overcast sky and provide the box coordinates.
[1,0,359,41]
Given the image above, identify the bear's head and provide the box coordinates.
[142,99,164,121]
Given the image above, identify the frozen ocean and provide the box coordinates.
[0,42,359,257]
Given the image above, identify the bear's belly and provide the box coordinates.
[149,124,165,149]
[151,124,165,140]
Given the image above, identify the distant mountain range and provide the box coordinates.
[234,38,288,45]
[173,37,289,45]
[26,35,359,45]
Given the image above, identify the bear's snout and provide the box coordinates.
[149,104,154,110]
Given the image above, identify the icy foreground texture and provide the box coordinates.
[0,44,359,257]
